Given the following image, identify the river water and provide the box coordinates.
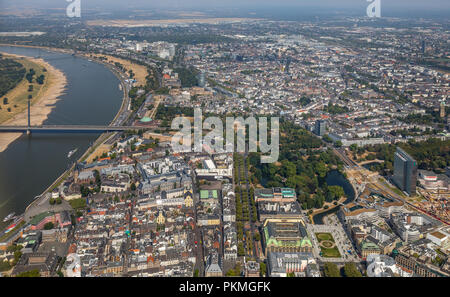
[0,46,122,228]
[312,170,356,224]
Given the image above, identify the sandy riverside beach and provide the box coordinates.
[0,53,67,153]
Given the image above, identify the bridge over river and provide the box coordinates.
[0,125,173,142]
[0,125,145,133]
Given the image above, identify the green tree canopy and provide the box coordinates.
[324,263,341,277]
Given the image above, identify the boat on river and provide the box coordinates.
[68,148,78,158]
[3,212,15,222]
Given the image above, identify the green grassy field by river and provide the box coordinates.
[0,55,48,123]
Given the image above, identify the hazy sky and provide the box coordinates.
[1,0,449,8]
[1,0,449,16]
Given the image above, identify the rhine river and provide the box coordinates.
[0,46,123,227]
[312,170,356,224]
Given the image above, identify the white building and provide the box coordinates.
[267,252,318,277]
[66,253,82,277]
[427,230,450,251]
[366,254,412,277]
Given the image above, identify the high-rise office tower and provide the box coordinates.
[440,100,446,118]
[393,147,417,196]
[314,120,326,136]
[198,72,206,87]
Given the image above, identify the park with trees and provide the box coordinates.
[350,138,449,175]
[247,120,346,210]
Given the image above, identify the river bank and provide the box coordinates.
[84,53,149,86]
[0,43,73,55]
[0,52,67,153]
[19,50,131,216]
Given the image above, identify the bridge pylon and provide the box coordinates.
[27,98,31,135]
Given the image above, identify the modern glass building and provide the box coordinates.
[393,147,417,196]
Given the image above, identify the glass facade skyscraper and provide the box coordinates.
[314,120,326,136]
[393,147,417,196]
